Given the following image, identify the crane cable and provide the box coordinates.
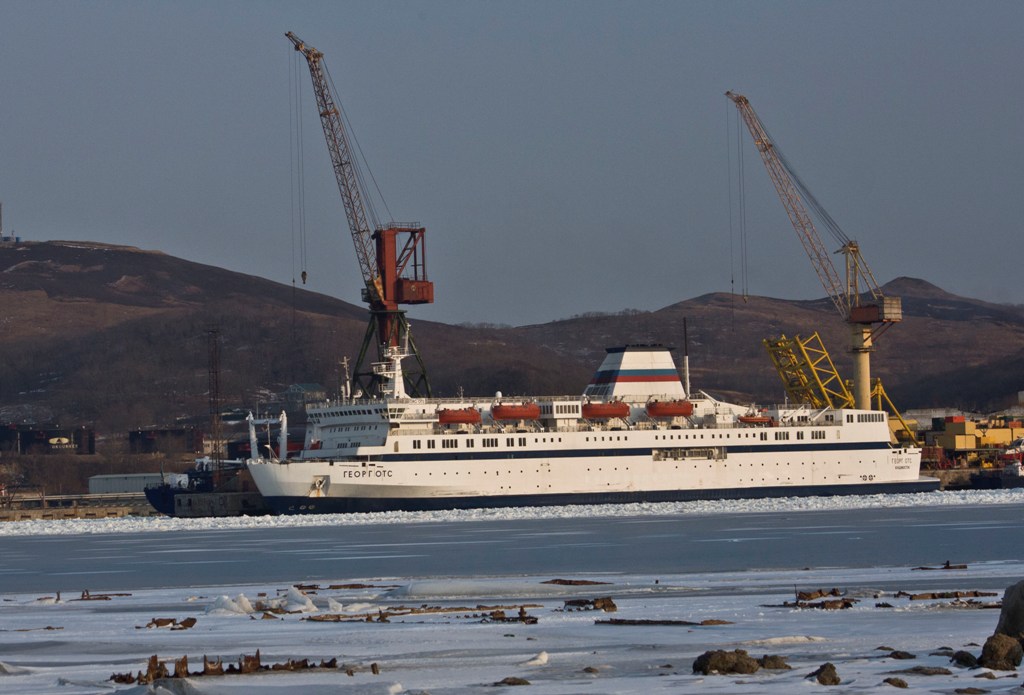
[758,117,886,302]
[289,48,309,285]
[726,99,735,309]
[737,109,749,301]
[728,104,861,301]
[321,62,395,229]
[726,103,749,304]
[758,120,851,249]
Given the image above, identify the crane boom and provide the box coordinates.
[287,31,382,304]
[726,91,902,409]
[726,92,847,319]
[288,32,434,397]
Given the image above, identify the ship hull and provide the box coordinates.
[143,484,177,516]
[259,478,939,515]
[247,435,936,516]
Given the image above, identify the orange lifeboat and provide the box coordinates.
[491,402,541,421]
[437,407,482,425]
[738,415,772,425]
[646,400,694,418]
[582,401,630,419]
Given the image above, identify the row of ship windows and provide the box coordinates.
[318,407,386,419]
[411,436,565,450]
[409,478,830,486]
[849,413,886,423]
[413,464,872,474]
[328,425,384,433]
[408,459,878,475]
[401,430,832,450]
[653,431,829,442]
[330,458,878,473]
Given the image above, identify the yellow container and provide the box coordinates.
[944,421,977,435]
[978,428,1012,447]
[935,433,978,451]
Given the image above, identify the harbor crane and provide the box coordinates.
[726,91,902,410]
[288,31,434,398]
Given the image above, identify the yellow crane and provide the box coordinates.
[763,333,854,410]
[726,91,902,410]
[763,333,918,445]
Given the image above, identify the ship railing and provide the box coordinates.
[310,393,727,411]
[310,394,658,409]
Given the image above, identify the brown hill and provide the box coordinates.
[1,241,1022,432]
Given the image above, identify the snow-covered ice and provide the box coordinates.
[1,490,1022,693]
[1,488,1021,537]
[2,563,1021,694]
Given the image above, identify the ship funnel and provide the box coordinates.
[583,345,687,401]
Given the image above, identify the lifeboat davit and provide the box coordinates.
[582,401,630,419]
[738,415,772,425]
[646,400,694,418]
[437,407,482,425]
[491,403,541,421]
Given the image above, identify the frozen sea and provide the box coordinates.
[1,489,1022,694]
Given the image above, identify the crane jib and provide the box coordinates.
[726,90,902,411]
[287,31,434,398]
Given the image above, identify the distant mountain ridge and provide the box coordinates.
[1,240,1022,431]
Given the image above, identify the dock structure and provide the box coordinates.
[0,492,156,522]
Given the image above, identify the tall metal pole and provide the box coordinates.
[207,328,223,482]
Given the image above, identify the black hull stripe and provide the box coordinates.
[264,478,940,515]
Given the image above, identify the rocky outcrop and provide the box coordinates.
[978,580,1024,671]
[978,633,1022,671]
[994,579,1024,638]
[692,649,760,675]
[807,662,840,685]
[950,650,978,668]
[758,654,792,670]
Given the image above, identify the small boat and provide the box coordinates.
[491,402,541,421]
[582,401,630,419]
[438,407,482,425]
[144,458,270,518]
[145,411,289,518]
[645,399,694,418]
[738,415,773,425]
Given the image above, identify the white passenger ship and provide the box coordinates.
[246,345,937,514]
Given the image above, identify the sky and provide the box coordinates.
[1,1,1021,327]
